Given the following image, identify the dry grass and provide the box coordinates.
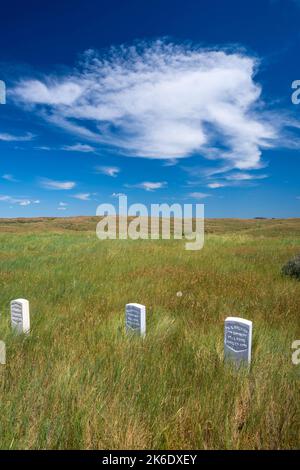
[0,217,299,449]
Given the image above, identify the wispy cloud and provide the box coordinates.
[224,172,268,181]
[14,80,83,105]
[95,166,120,177]
[19,200,31,206]
[0,195,40,206]
[163,159,179,167]
[35,146,51,151]
[2,174,19,182]
[126,181,167,191]
[62,143,96,153]
[13,40,280,171]
[72,193,91,200]
[205,171,268,189]
[59,201,68,206]
[111,192,126,197]
[185,165,269,189]
[207,182,225,189]
[188,192,210,199]
[40,178,76,190]
[0,132,35,142]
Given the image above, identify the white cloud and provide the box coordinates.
[57,207,67,210]
[188,192,210,199]
[224,172,268,181]
[163,159,178,167]
[2,174,19,182]
[19,200,31,206]
[12,41,278,170]
[205,171,268,189]
[72,193,91,200]
[95,166,120,177]
[59,201,68,206]
[35,146,51,151]
[14,79,83,105]
[0,195,38,206]
[111,192,126,197]
[62,143,96,153]
[0,132,35,142]
[40,178,76,190]
[127,181,167,191]
[207,182,225,189]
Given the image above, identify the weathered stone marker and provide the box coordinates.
[224,317,252,366]
[125,303,146,337]
[0,341,6,365]
[11,299,30,334]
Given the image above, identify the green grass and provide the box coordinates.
[0,217,299,449]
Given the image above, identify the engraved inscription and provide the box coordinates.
[225,322,249,352]
[125,303,146,336]
[126,306,141,331]
[224,317,252,365]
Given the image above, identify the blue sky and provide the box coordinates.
[0,0,300,218]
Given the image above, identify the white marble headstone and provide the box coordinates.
[125,303,146,337]
[11,299,30,334]
[224,317,252,365]
[0,341,6,365]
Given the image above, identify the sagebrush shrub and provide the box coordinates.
[282,254,300,280]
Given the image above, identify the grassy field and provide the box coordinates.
[0,217,299,449]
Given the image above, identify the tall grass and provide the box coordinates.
[0,218,299,449]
